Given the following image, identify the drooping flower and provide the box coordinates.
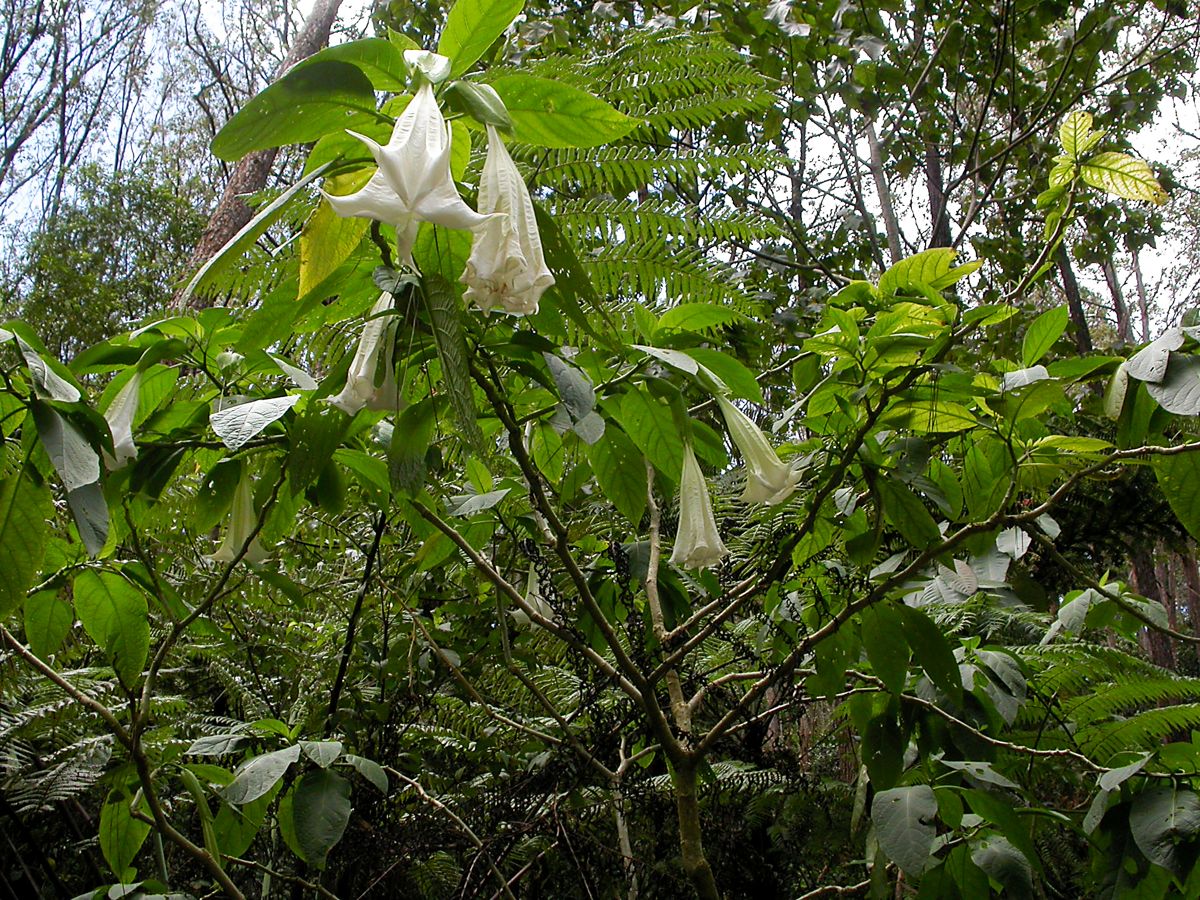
[670,442,728,570]
[209,472,270,565]
[462,125,554,316]
[323,82,492,266]
[716,395,801,505]
[509,565,558,629]
[325,293,402,416]
[102,371,141,470]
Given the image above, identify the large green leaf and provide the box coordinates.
[1079,151,1167,204]
[860,603,909,694]
[895,604,962,703]
[24,590,72,659]
[99,791,151,881]
[1154,450,1200,542]
[1021,306,1069,367]
[210,395,300,451]
[73,571,149,685]
[211,61,379,161]
[293,38,408,91]
[222,744,302,806]
[876,477,941,548]
[291,769,352,869]
[872,784,937,875]
[614,388,684,482]
[586,426,647,525]
[0,474,50,617]
[489,74,639,148]
[30,401,99,492]
[1146,355,1200,415]
[1130,787,1200,875]
[879,248,979,297]
[438,0,525,78]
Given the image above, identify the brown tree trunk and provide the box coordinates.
[1103,258,1133,347]
[1179,548,1200,636]
[176,0,344,310]
[1056,244,1093,353]
[925,141,951,249]
[1132,546,1174,669]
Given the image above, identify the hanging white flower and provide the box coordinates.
[509,565,558,629]
[209,472,270,565]
[102,371,141,470]
[325,293,402,416]
[323,82,492,266]
[670,442,728,570]
[716,395,801,505]
[462,125,554,316]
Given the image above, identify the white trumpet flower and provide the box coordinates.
[102,371,141,470]
[323,83,492,266]
[716,395,801,505]
[462,126,554,316]
[209,472,270,565]
[509,565,558,629]
[670,442,728,570]
[325,293,401,416]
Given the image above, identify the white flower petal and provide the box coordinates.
[717,396,800,505]
[670,443,728,570]
[209,474,270,564]
[325,293,401,416]
[463,126,555,316]
[323,83,489,260]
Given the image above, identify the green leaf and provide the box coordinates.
[876,477,941,548]
[1154,451,1200,542]
[879,399,976,433]
[656,304,743,336]
[861,603,910,694]
[1127,328,1185,384]
[30,401,99,492]
[24,590,72,659]
[212,61,379,161]
[544,353,596,420]
[586,426,647,525]
[879,248,977,297]
[1059,110,1095,159]
[1079,151,1168,204]
[222,744,302,806]
[488,74,639,148]
[99,792,151,881]
[389,399,437,496]
[73,571,149,685]
[210,396,300,451]
[970,836,1034,894]
[895,604,962,703]
[872,784,937,875]
[1146,355,1200,415]
[0,474,51,617]
[1022,306,1069,366]
[300,740,344,768]
[215,782,279,858]
[341,754,389,794]
[67,482,109,557]
[682,348,763,403]
[300,197,371,298]
[614,388,684,482]
[293,38,408,91]
[423,274,483,452]
[438,0,525,78]
[291,769,352,869]
[1130,787,1200,875]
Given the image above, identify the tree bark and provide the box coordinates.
[673,760,720,900]
[1056,244,1093,353]
[865,117,902,266]
[924,141,950,249]
[176,0,345,309]
[1132,546,1174,669]
[1103,258,1134,347]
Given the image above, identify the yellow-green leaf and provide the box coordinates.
[1079,151,1167,204]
